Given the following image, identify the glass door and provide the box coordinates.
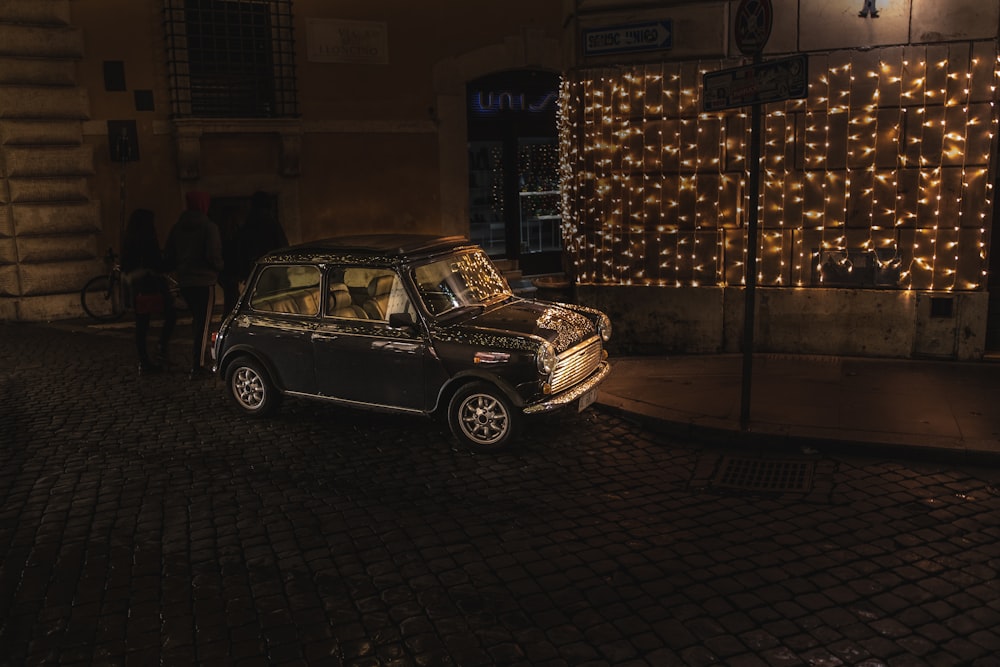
[466,70,562,275]
[468,141,505,257]
[518,138,561,264]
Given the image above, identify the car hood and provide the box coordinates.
[453,299,597,353]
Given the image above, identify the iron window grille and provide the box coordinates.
[164,0,298,118]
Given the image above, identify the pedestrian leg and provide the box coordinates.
[135,312,159,374]
[180,285,209,377]
[158,285,177,366]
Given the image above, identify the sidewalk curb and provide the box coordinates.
[595,402,1000,468]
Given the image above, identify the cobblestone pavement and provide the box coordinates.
[1,321,999,667]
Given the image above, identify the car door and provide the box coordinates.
[311,267,430,411]
[245,264,321,394]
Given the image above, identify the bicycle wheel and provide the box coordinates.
[80,275,125,322]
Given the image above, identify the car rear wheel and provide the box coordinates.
[226,357,282,416]
[447,382,520,451]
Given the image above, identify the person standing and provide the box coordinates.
[164,191,224,379]
[237,191,287,282]
[121,208,176,375]
[217,205,244,316]
[858,0,879,17]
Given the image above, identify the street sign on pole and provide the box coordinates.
[582,21,672,57]
[731,0,773,432]
[702,54,808,111]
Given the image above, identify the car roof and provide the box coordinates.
[258,234,476,264]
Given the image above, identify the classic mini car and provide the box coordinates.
[211,235,612,450]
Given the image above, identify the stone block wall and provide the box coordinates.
[0,0,98,320]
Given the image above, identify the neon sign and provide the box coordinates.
[470,90,558,115]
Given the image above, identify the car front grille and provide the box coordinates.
[549,336,603,394]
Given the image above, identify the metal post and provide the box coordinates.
[739,69,763,431]
[117,127,130,250]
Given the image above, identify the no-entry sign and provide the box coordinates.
[734,0,773,56]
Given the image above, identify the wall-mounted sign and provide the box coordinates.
[467,71,559,140]
[107,120,139,162]
[734,0,773,56]
[582,20,672,57]
[470,90,558,117]
[307,18,388,65]
[702,54,808,111]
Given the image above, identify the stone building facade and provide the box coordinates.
[2,0,999,360]
[0,0,563,321]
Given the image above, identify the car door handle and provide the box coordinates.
[372,341,420,353]
[311,333,338,341]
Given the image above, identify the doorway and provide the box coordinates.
[466,70,562,275]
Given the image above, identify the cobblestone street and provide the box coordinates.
[1,321,999,666]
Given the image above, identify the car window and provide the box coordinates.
[249,265,321,315]
[325,267,414,321]
[413,249,511,316]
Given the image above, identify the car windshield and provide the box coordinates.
[413,249,512,317]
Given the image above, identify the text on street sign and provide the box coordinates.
[583,21,672,57]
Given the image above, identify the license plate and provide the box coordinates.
[578,387,597,412]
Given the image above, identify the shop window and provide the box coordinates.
[164,0,298,118]
[467,70,562,274]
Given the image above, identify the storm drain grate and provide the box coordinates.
[712,457,814,493]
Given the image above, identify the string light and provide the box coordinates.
[559,43,999,291]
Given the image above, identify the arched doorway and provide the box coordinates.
[466,69,562,275]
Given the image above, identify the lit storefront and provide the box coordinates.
[467,70,564,275]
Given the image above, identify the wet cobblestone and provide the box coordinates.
[0,321,998,666]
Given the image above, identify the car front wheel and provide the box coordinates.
[447,382,521,451]
[226,357,282,416]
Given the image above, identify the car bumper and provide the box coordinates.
[523,361,611,415]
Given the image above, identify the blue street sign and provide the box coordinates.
[583,20,673,57]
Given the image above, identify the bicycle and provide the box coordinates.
[80,247,184,322]
[80,247,125,321]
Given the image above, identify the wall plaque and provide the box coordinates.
[307,19,388,65]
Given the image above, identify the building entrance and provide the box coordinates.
[467,70,562,275]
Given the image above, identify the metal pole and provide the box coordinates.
[117,128,129,250]
[739,71,763,431]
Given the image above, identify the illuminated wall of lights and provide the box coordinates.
[559,41,1000,290]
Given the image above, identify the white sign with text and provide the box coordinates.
[307,19,388,65]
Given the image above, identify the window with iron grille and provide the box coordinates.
[164,0,298,118]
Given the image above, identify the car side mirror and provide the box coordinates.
[388,312,417,330]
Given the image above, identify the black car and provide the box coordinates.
[212,234,611,450]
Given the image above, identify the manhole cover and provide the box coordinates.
[713,457,814,492]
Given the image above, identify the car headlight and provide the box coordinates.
[536,341,556,375]
[598,313,612,343]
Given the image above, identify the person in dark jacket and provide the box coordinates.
[217,205,244,316]
[237,191,287,281]
[121,208,176,375]
[164,191,224,379]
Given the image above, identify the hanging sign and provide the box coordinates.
[582,20,672,57]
